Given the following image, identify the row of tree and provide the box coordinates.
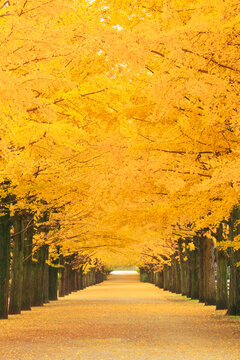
[140,207,240,315]
[0,0,240,319]
[0,209,105,319]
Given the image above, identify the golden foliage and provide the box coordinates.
[1,0,240,267]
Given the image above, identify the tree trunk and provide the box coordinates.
[79,267,83,289]
[21,214,34,311]
[171,260,177,293]
[204,237,216,305]
[92,268,96,285]
[64,265,69,295]
[228,207,240,315]
[76,270,80,290]
[199,236,205,302]
[72,270,77,292]
[43,247,49,304]
[0,213,11,319]
[68,265,71,294]
[82,273,86,289]
[49,266,58,301]
[191,237,200,300]
[58,256,65,297]
[216,222,228,310]
[31,246,45,306]
[228,247,236,315]
[149,269,154,284]
[178,239,187,296]
[168,266,172,291]
[175,260,181,294]
[64,264,71,295]
[216,248,228,310]
[183,240,193,299]
[163,264,169,291]
[87,271,90,287]
[159,270,164,288]
[191,247,200,300]
[154,271,158,286]
[9,213,24,315]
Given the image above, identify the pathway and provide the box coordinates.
[0,274,240,359]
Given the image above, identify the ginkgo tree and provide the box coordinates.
[1,0,240,319]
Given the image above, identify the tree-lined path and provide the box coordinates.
[1,273,240,360]
[1,1,240,357]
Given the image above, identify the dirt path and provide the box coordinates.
[1,274,240,360]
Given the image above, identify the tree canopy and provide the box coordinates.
[0,0,240,268]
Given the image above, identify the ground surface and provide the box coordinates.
[1,273,240,360]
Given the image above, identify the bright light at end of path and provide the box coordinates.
[110,270,138,275]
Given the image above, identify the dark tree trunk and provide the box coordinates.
[92,268,96,285]
[199,236,205,302]
[49,266,58,301]
[178,239,187,296]
[21,214,34,311]
[169,265,173,292]
[216,223,228,310]
[64,264,71,295]
[80,269,84,286]
[43,247,49,304]
[31,246,45,306]
[159,270,164,288]
[9,213,24,315]
[79,267,83,289]
[204,237,216,306]
[228,207,240,315]
[76,270,80,290]
[155,270,162,288]
[96,270,101,284]
[82,273,87,289]
[67,265,71,294]
[184,241,193,299]
[171,259,177,293]
[149,269,154,284]
[71,270,77,292]
[175,260,181,294]
[0,213,11,319]
[216,248,228,310]
[191,240,200,300]
[64,265,69,295]
[58,256,65,297]
[88,270,92,286]
[163,264,169,291]
[87,271,90,286]
[228,247,236,315]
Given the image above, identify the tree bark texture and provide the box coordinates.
[0,213,11,319]
[9,213,24,315]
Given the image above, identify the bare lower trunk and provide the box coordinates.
[31,246,46,307]
[199,236,205,303]
[228,207,240,315]
[204,237,216,306]
[58,256,65,297]
[216,222,228,310]
[191,238,199,300]
[163,264,169,291]
[49,266,58,301]
[0,213,11,319]
[43,247,49,304]
[178,239,187,296]
[9,213,24,315]
[216,249,228,310]
[21,214,34,311]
